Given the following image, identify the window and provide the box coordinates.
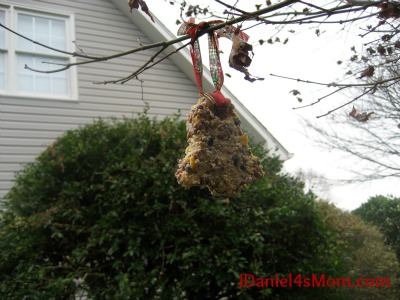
[0,4,76,99]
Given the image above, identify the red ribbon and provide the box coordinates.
[178,19,249,111]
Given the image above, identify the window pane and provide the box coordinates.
[51,19,66,51]
[35,16,50,48]
[0,52,4,90]
[0,10,5,49]
[18,13,66,53]
[17,14,34,51]
[17,54,68,96]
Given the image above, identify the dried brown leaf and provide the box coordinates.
[379,2,400,20]
[290,89,301,96]
[349,105,357,118]
[349,106,374,122]
[229,29,264,83]
[129,0,155,23]
[359,65,375,79]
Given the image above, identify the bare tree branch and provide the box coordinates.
[3,0,381,84]
[303,65,400,181]
[4,0,300,82]
[93,41,191,84]
[316,86,376,118]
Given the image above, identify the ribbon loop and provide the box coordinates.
[178,19,249,111]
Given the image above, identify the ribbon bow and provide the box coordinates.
[178,19,249,112]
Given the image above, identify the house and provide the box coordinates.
[0,0,291,202]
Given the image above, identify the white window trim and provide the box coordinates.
[0,2,78,101]
[0,6,8,92]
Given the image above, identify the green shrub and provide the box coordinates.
[353,195,400,262]
[0,113,341,299]
[316,200,400,300]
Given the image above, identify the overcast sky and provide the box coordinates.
[152,0,400,211]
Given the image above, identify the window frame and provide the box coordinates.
[0,7,8,92]
[0,2,78,101]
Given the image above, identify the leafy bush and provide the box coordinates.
[0,113,341,299]
[316,200,400,300]
[353,195,400,262]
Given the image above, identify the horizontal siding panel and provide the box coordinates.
[1,130,62,139]
[0,99,191,116]
[77,74,189,90]
[0,172,18,181]
[79,82,197,95]
[78,64,188,80]
[76,54,184,72]
[77,76,196,92]
[78,87,197,100]
[1,104,139,118]
[0,121,77,132]
[77,67,188,84]
[1,109,183,128]
[74,43,166,61]
[0,182,12,190]
[0,181,17,191]
[77,17,139,34]
[1,112,100,125]
[0,103,185,119]
[76,27,146,44]
[1,145,45,155]
[0,163,30,172]
[78,94,195,107]
[79,75,197,93]
[1,137,55,147]
[0,191,7,201]
[76,47,150,64]
[0,155,36,164]
[1,96,143,109]
[75,9,130,23]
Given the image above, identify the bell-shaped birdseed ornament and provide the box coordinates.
[175,93,264,196]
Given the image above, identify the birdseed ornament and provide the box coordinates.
[175,19,264,196]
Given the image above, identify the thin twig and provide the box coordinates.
[259,7,379,26]
[121,42,190,84]
[0,22,97,59]
[270,73,400,88]
[215,0,248,15]
[298,1,331,14]
[316,86,376,118]
[293,86,347,110]
[24,64,69,73]
[94,42,190,85]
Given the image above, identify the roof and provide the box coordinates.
[110,0,292,160]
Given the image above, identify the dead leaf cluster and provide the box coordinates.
[359,65,375,79]
[229,28,264,83]
[379,2,400,20]
[349,106,374,122]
